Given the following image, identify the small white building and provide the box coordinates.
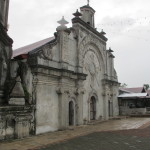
[119,87,150,115]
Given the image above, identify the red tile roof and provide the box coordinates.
[12,37,54,58]
[122,87,146,93]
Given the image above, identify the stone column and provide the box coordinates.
[0,0,13,104]
[112,85,119,116]
[56,87,68,130]
[0,91,4,104]
[102,83,110,120]
[76,88,85,125]
[0,0,9,28]
[0,116,6,140]
[0,42,6,104]
[103,94,109,120]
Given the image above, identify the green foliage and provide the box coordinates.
[143,84,150,90]
[120,83,127,88]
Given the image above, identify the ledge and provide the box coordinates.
[0,105,35,114]
[30,64,87,80]
[102,78,120,86]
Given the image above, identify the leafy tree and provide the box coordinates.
[143,84,149,90]
[120,83,127,88]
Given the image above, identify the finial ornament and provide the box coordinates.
[101,29,106,35]
[108,47,114,52]
[57,16,69,31]
[73,9,82,18]
[87,0,90,5]
[57,16,69,26]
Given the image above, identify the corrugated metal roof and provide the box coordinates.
[118,93,148,98]
[119,88,132,93]
[12,37,55,58]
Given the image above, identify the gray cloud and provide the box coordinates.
[97,16,136,36]
[108,24,150,87]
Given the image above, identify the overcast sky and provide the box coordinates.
[8,0,150,87]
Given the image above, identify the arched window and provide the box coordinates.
[108,100,113,117]
[90,96,96,120]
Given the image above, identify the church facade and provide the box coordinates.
[0,2,119,140]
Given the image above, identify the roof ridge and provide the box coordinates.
[124,87,143,89]
[12,36,54,58]
[14,37,54,51]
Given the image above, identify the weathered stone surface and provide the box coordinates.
[0,0,13,105]
[10,76,25,98]
[0,90,4,104]
[11,4,119,135]
[28,5,119,134]
[0,105,35,140]
[0,1,34,141]
[0,2,119,141]
[9,98,25,105]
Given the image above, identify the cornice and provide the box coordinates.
[30,64,87,80]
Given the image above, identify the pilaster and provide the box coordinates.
[75,88,85,125]
[56,87,69,130]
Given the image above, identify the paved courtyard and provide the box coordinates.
[39,130,150,150]
[0,117,150,150]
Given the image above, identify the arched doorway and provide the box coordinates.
[90,96,96,120]
[108,100,113,117]
[69,101,74,126]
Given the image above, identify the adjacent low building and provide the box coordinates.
[118,87,150,115]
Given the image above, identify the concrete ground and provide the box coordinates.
[0,117,150,150]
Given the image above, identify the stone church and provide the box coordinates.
[0,1,119,140]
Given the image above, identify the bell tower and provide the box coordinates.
[80,1,95,27]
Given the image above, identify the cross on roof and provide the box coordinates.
[87,0,90,5]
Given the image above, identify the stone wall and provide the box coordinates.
[0,105,35,140]
[0,58,35,140]
[0,6,35,139]
[119,106,146,115]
